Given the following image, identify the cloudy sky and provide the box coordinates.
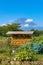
[0,0,43,27]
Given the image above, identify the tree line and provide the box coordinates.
[31,29,43,36]
[0,23,22,36]
[0,23,43,37]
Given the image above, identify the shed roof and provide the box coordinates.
[6,31,34,35]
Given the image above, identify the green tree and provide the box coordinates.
[0,23,22,36]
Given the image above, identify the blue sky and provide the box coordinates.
[0,0,43,26]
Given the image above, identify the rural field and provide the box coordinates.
[0,34,43,65]
[0,18,43,65]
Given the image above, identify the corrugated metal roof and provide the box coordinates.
[6,31,34,34]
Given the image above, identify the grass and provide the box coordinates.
[32,35,43,43]
[37,54,43,61]
[0,35,43,63]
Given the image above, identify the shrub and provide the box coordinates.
[29,42,43,54]
[15,42,43,61]
[15,43,38,61]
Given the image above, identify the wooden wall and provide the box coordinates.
[11,37,32,46]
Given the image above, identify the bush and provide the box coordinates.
[15,42,43,61]
[29,42,43,54]
[15,43,38,61]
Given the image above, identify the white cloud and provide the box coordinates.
[0,20,14,26]
[24,24,29,27]
[0,24,7,26]
[25,19,33,22]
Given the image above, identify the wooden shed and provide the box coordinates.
[6,31,34,46]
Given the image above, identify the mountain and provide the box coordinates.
[15,18,36,30]
[34,27,43,30]
[16,18,36,25]
[15,18,26,24]
[14,18,43,31]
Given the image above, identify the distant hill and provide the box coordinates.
[14,18,43,31]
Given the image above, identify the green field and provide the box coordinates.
[0,35,43,65]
